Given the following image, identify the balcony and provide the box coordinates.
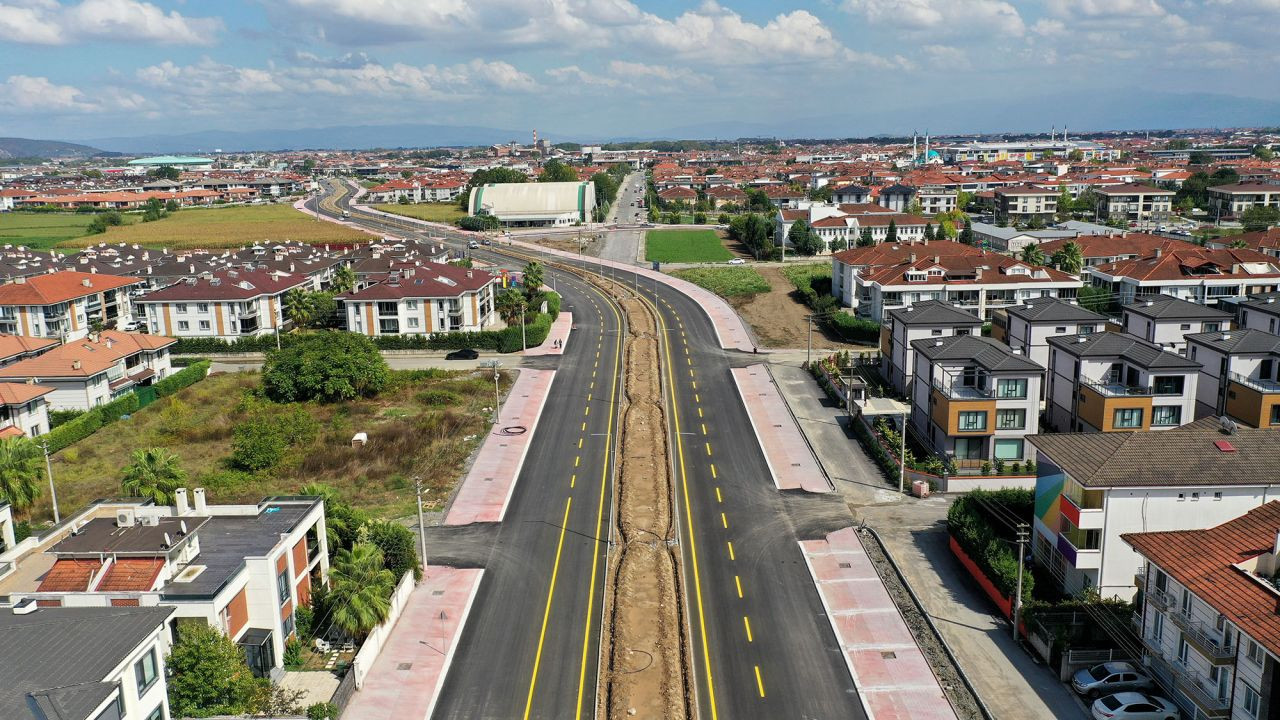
[1230,372,1280,394]
[932,376,993,400]
[1148,587,1174,611]
[1081,377,1154,397]
[1171,664,1231,718]
[1169,610,1235,663]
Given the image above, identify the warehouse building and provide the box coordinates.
[467,181,596,227]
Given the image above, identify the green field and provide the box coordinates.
[59,204,368,250]
[671,266,769,297]
[375,202,466,224]
[645,229,732,263]
[0,212,132,250]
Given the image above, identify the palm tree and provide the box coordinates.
[495,288,526,327]
[331,265,356,295]
[1021,244,1047,265]
[1051,241,1085,275]
[120,448,185,504]
[0,437,43,512]
[329,543,395,638]
[283,289,314,328]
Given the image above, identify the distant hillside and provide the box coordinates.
[0,137,101,160]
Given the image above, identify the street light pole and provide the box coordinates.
[40,439,59,524]
[806,315,814,367]
[1012,523,1029,641]
[520,300,527,352]
[413,476,428,577]
[898,411,907,495]
[491,362,501,423]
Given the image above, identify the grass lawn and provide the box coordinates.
[57,204,368,250]
[780,263,831,291]
[374,203,466,224]
[32,368,511,521]
[671,266,769,297]
[645,229,732,263]
[0,212,137,251]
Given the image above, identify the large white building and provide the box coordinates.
[936,139,1118,163]
[467,181,596,226]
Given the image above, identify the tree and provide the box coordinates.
[521,261,544,304]
[141,197,167,222]
[1241,206,1280,232]
[365,520,421,580]
[331,265,356,294]
[165,198,180,213]
[167,622,264,718]
[830,235,849,251]
[1254,145,1275,161]
[283,288,316,327]
[1056,185,1074,221]
[329,543,396,638]
[538,159,578,183]
[923,223,935,242]
[808,185,833,202]
[1021,244,1047,265]
[120,448,185,504]
[457,167,527,208]
[590,171,619,207]
[149,165,181,181]
[959,218,974,245]
[230,416,289,471]
[1188,151,1213,166]
[857,227,874,247]
[0,437,43,512]
[494,287,527,326]
[730,213,772,259]
[884,220,898,244]
[1051,241,1085,274]
[301,158,317,174]
[787,219,822,256]
[262,332,389,403]
[1067,149,1085,162]
[744,188,773,212]
[955,191,975,212]
[693,211,707,225]
[1077,285,1112,314]
[1229,237,1250,249]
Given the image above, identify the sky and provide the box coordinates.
[1,0,1279,143]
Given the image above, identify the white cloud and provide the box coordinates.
[920,45,971,70]
[1046,0,1168,18]
[0,0,221,45]
[841,0,1025,35]
[0,74,96,111]
[546,66,621,88]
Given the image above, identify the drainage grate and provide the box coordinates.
[398,662,413,671]
[838,562,852,569]
[432,590,445,596]
[880,651,897,660]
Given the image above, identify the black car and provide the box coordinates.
[445,348,479,360]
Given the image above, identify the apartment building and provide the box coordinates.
[0,331,175,411]
[993,297,1109,371]
[0,382,52,437]
[0,333,57,367]
[1186,329,1280,428]
[910,334,1044,468]
[878,184,917,212]
[1216,229,1280,260]
[0,271,141,341]
[970,223,1078,254]
[340,263,496,336]
[1094,184,1175,224]
[1125,502,1280,720]
[915,185,958,216]
[1041,233,1196,269]
[0,490,328,680]
[1207,182,1280,219]
[879,299,983,397]
[1121,295,1233,355]
[994,185,1058,226]
[780,202,926,253]
[832,242,1082,321]
[1045,332,1201,433]
[1086,247,1280,308]
[1233,293,1280,333]
[1028,417,1280,599]
[830,183,871,204]
[1,605,175,720]
[136,268,308,340]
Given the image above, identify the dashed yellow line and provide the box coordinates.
[570,474,576,488]
[735,575,743,598]
[743,616,753,643]
[574,456,581,467]
[578,438,583,449]
[715,487,722,503]
[754,666,765,698]
[705,442,712,456]
[727,541,735,561]
[711,464,717,479]
[720,512,728,529]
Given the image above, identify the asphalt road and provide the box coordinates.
[314,182,865,719]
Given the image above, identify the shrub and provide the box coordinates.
[154,361,210,397]
[230,416,289,471]
[99,393,140,423]
[365,520,421,580]
[263,332,389,403]
[307,703,339,720]
[44,410,104,453]
[947,489,1035,603]
[283,637,303,668]
[416,389,461,407]
[49,409,85,429]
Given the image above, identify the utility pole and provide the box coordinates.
[1012,523,1030,641]
[413,476,428,576]
[520,299,527,352]
[898,411,907,495]
[490,361,501,422]
[40,439,59,524]
[806,314,815,367]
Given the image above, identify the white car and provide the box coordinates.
[1091,692,1180,720]
[727,258,746,265]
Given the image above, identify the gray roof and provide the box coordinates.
[0,606,174,720]
[161,501,316,599]
[1029,417,1280,488]
[970,223,1076,242]
[1046,331,1202,370]
[1005,297,1108,324]
[1185,328,1280,355]
[911,334,1044,373]
[1123,295,1232,321]
[885,299,983,327]
[880,183,916,195]
[1236,293,1280,314]
[53,515,208,557]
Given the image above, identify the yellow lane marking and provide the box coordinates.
[695,394,700,403]
[571,474,576,488]
[581,422,587,431]
[701,423,707,435]
[585,406,590,416]
[720,513,728,529]
[578,438,583,449]
[754,666,765,698]
[575,456,581,467]
[743,616,753,643]
[522,496,574,720]
[711,464,717,479]
[587,393,592,401]
[705,442,712,456]
[735,575,743,598]
[697,407,703,418]
[727,541,735,561]
[715,487,722,503]
[692,381,698,390]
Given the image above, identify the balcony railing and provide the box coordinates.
[1169,610,1236,661]
[1171,662,1231,716]
[1230,372,1280,394]
[1148,587,1174,611]
[932,377,992,400]
[1081,376,1163,397]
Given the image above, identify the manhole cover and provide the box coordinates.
[398,662,413,671]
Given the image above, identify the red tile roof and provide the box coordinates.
[138,268,308,302]
[340,263,493,300]
[0,334,58,362]
[0,381,52,406]
[37,558,101,592]
[1123,502,1280,658]
[0,271,139,306]
[1092,247,1280,282]
[0,331,175,380]
[1039,233,1198,259]
[96,557,165,592]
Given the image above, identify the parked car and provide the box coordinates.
[1072,662,1155,699]
[445,348,479,360]
[727,258,746,265]
[1091,692,1179,720]
[467,240,479,249]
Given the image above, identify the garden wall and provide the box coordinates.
[352,570,417,690]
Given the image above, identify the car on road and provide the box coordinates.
[119,321,141,332]
[445,348,479,360]
[467,240,479,249]
[1072,662,1155,699]
[1091,692,1179,720]
[727,258,746,265]
[482,238,492,245]
[342,210,350,218]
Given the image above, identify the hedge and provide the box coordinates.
[45,410,104,453]
[947,489,1035,603]
[154,361,210,397]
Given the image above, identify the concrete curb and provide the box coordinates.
[762,363,836,493]
[425,568,485,720]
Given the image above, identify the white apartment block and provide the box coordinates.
[1094,184,1175,224]
[878,299,983,397]
[992,297,1108,372]
[1121,295,1234,355]
[0,331,175,411]
[137,268,307,340]
[0,271,141,341]
[1086,247,1280,308]
[1186,328,1280,428]
[340,263,496,336]
[1207,182,1280,219]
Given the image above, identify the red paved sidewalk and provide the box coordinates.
[801,528,959,720]
[522,311,572,356]
[730,365,831,493]
[342,568,484,720]
[444,368,556,525]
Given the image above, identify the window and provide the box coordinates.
[277,569,289,605]
[406,300,418,310]
[283,610,296,639]
[199,320,210,331]
[175,303,187,313]
[993,439,1024,460]
[134,648,158,696]
[1055,326,1067,333]
[1180,323,1191,330]
[1079,324,1096,334]
[953,437,983,459]
[1155,570,1168,592]
[1249,639,1265,665]
[1181,588,1192,615]
[958,411,988,431]
[1244,684,1261,718]
[1152,376,1185,395]
[1214,491,1223,501]
[996,409,1026,430]
[93,696,123,720]
[177,321,189,331]
[407,317,419,329]
[1152,406,1181,426]
[1113,408,1143,429]
[931,329,943,336]
[1205,322,1221,332]
[197,303,209,313]
[1178,635,1190,664]
[1272,405,1280,426]
[996,378,1028,399]
[1152,611,1164,643]
[145,707,164,720]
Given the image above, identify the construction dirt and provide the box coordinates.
[732,266,875,351]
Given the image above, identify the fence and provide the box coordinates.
[351,570,417,690]
[330,668,357,713]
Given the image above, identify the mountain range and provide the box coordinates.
[84,123,525,154]
[0,137,101,160]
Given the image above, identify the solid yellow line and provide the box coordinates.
[522,496,574,720]
[720,512,728,529]
[754,666,765,697]
[727,541,735,561]
[743,616,753,643]
[735,575,743,598]
[575,282,624,720]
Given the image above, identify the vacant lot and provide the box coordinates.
[670,266,769,297]
[645,229,732,263]
[374,202,466,224]
[0,212,134,250]
[58,204,368,249]
[729,265,876,350]
[35,369,510,520]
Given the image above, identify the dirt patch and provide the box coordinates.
[732,266,875,350]
[522,233,605,257]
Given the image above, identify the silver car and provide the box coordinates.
[1091,691,1180,720]
[1072,661,1154,699]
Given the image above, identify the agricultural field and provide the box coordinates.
[0,212,135,251]
[58,204,368,250]
[644,229,732,263]
[374,202,466,224]
[33,368,511,521]
[670,266,770,297]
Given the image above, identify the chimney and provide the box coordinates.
[1154,247,1162,258]
[72,359,81,370]
[105,337,114,349]
[81,278,91,287]
[175,488,189,515]
[14,276,25,284]
[909,253,917,262]
[933,255,940,264]
[193,488,207,514]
